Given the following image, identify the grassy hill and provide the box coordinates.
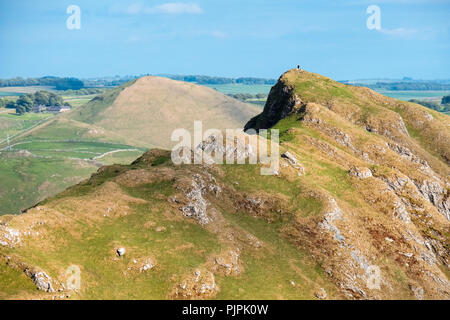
[0,77,261,214]
[69,76,261,149]
[0,70,448,300]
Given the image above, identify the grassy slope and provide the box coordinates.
[69,77,261,149]
[0,151,339,299]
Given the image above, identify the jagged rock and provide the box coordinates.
[213,249,241,276]
[414,179,449,220]
[29,270,54,292]
[195,134,255,164]
[318,198,345,244]
[315,288,327,299]
[172,269,219,299]
[387,142,429,167]
[180,175,211,225]
[244,79,304,131]
[0,225,21,248]
[349,166,372,179]
[281,151,306,175]
[125,257,156,275]
[281,151,297,166]
[409,285,424,300]
[393,200,411,223]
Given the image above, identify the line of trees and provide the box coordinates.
[365,82,450,91]
[160,75,277,85]
[409,97,450,113]
[0,77,84,90]
[1,91,66,114]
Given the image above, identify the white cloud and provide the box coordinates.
[145,3,203,14]
[378,27,418,37]
[122,2,203,15]
[126,3,144,15]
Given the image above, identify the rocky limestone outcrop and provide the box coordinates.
[172,269,219,300]
[244,77,305,132]
[23,268,54,292]
[0,225,21,248]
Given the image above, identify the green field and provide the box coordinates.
[0,155,97,214]
[0,141,146,215]
[0,111,54,142]
[0,105,147,214]
[62,94,100,108]
[0,92,22,97]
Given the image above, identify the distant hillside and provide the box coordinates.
[82,75,277,87]
[68,76,261,149]
[340,80,450,91]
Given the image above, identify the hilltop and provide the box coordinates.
[0,70,448,300]
[68,76,261,149]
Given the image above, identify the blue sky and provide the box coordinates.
[0,0,449,80]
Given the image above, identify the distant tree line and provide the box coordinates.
[0,74,277,90]
[1,91,67,114]
[409,96,450,113]
[160,75,277,85]
[363,82,450,91]
[442,95,450,105]
[0,77,84,90]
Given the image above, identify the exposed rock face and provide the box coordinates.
[27,269,54,292]
[126,257,156,275]
[315,288,327,299]
[213,249,241,276]
[172,269,219,300]
[414,179,450,220]
[281,151,306,175]
[244,78,305,131]
[349,166,372,179]
[179,174,212,225]
[195,134,255,164]
[0,225,21,248]
[318,198,345,244]
[409,285,424,300]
